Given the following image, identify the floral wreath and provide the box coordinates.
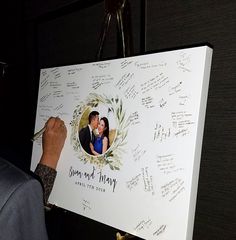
[70,93,130,170]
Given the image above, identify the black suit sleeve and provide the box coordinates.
[79,127,92,154]
[79,127,87,149]
[0,158,48,240]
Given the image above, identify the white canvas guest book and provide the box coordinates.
[31,45,213,240]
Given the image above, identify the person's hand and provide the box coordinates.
[90,142,99,156]
[39,117,67,169]
[90,142,94,152]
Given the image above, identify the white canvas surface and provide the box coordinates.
[31,45,213,240]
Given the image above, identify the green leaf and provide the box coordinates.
[116,108,120,119]
[109,165,114,170]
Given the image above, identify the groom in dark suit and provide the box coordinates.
[79,111,99,155]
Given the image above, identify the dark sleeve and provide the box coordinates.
[79,127,86,148]
[0,179,48,240]
[79,127,93,154]
[34,164,57,204]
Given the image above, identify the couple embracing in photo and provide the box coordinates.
[79,111,110,155]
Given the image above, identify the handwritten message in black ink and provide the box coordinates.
[40,93,51,103]
[115,73,134,90]
[159,98,167,108]
[66,81,79,89]
[169,81,182,95]
[52,90,64,98]
[124,85,138,99]
[161,178,185,202]
[153,225,166,237]
[134,218,152,231]
[172,111,194,137]
[38,113,51,122]
[51,68,61,79]
[50,81,62,89]
[121,59,133,69]
[157,154,184,175]
[41,70,47,77]
[135,61,167,69]
[82,199,91,211]
[126,174,141,191]
[132,144,146,162]
[141,73,169,94]
[128,111,140,126]
[67,67,82,75]
[141,96,155,109]
[40,73,49,90]
[92,75,113,90]
[54,104,63,111]
[179,95,190,106]
[172,111,194,128]
[174,128,189,137]
[153,123,171,143]
[141,167,155,195]
[92,62,111,69]
[177,52,191,72]
[39,105,53,112]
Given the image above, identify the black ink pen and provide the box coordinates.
[31,126,46,142]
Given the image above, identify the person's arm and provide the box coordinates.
[34,164,57,204]
[90,142,99,156]
[34,117,67,203]
[79,127,87,149]
[0,158,49,240]
[0,178,48,240]
[102,136,108,153]
[39,117,67,169]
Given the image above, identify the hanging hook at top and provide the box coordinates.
[105,0,127,14]
[97,0,132,60]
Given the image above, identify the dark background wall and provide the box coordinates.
[0,0,235,239]
[0,0,32,170]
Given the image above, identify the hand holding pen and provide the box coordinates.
[32,116,60,141]
[33,117,67,169]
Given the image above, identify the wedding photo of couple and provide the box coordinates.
[78,111,111,156]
